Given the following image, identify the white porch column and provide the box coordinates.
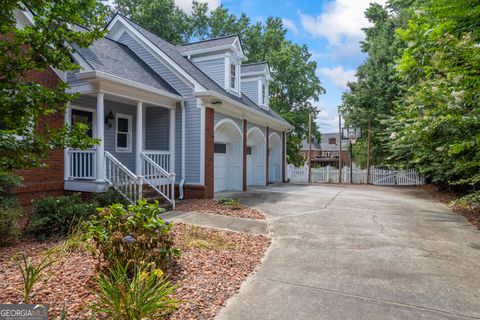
[169,108,176,174]
[96,92,105,181]
[64,103,71,180]
[135,101,143,175]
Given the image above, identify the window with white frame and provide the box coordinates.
[230,63,237,90]
[261,83,266,106]
[116,114,132,152]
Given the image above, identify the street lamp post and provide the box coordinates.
[342,127,362,184]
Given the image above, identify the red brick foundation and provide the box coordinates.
[204,107,214,199]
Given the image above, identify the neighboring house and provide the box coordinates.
[300,133,350,168]
[12,11,292,206]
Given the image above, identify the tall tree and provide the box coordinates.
[0,1,106,172]
[388,0,480,189]
[340,1,412,168]
[115,0,191,44]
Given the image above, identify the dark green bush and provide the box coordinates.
[29,193,97,238]
[94,188,129,207]
[0,171,22,208]
[0,206,22,246]
[86,200,180,270]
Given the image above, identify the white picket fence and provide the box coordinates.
[287,165,424,186]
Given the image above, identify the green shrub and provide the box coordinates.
[94,188,129,207]
[29,194,97,238]
[452,191,480,209]
[0,171,22,208]
[217,197,240,206]
[92,262,179,319]
[85,200,180,270]
[0,206,22,246]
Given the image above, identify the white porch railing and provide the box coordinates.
[141,153,175,208]
[105,151,143,204]
[66,149,96,180]
[143,151,171,172]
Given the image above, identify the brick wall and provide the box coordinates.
[12,67,66,206]
[204,107,214,199]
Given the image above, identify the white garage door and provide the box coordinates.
[214,143,227,192]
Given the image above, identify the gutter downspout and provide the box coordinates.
[179,101,186,199]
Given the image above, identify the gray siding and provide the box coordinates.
[242,79,258,105]
[71,95,137,172]
[67,72,91,87]
[194,58,225,88]
[144,107,169,151]
[214,112,243,133]
[118,31,201,183]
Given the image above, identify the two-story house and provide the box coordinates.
[13,11,292,207]
[300,133,350,168]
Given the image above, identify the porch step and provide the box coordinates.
[142,184,173,211]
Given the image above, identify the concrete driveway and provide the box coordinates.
[216,184,480,320]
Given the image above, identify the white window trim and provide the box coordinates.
[230,63,237,91]
[115,113,133,153]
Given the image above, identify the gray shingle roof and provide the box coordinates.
[177,35,238,53]
[241,62,268,74]
[301,133,349,151]
[119,15,290,127]
[72,37,179,96]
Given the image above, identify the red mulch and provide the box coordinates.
[422,185,480,229]
[0,225,270,319]
[175,199,265,220]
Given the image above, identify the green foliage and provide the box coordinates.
[452,191,480,210]
[94,188,129,207]
[29,194,96,239]
[85,200,180,270]
[114,0,324,166]
[217,197,240,206]
[0,171,22,208]
[387,0,480,190]
[0,206,22,246]
[13,252,54,304]
[0,1,106,172]
[92,262,180,319]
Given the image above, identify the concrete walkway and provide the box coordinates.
[161,211,269,235]
[215,184,480,320]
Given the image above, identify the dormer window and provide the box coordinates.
[230,63,237,90]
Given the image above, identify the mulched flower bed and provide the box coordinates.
[0,224,270,319]
[423,185,480,229]
[175,199,265,220]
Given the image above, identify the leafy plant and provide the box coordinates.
[217,197,240,206]
[94,188,129,207]
[13,252,54,304]
[29,194,97,239]
[92,262,180,319]
[0,172,22,208]
[47,222,94,256]
[0,206,22,246]
[85,200,180,270]
[451,191,480,210]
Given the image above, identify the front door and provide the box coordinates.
[71,109,94,138]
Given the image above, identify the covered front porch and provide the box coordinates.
[65,75,183,207]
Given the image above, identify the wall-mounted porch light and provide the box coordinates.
[105,111,115,128]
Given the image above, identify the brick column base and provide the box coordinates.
[204,107,214,198]
[266,127,269,186]
[243,119,247,191]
